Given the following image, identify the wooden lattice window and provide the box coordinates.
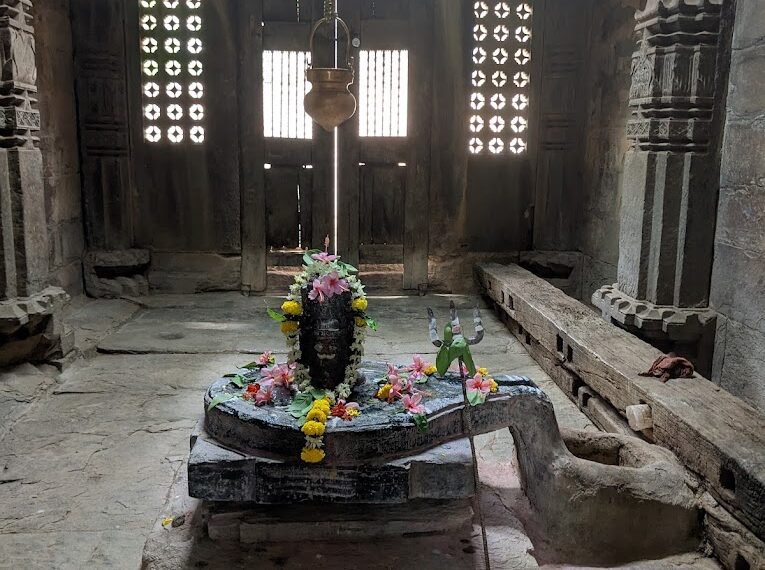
[263,50,313,139]
[139,0,205,144]
[469,1,532,155]
[359,50,408,137]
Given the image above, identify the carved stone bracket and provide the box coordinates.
[592,284,716,343]
[0,286,74,367]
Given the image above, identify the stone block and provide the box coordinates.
[188,431,476,505]
[712,317,765,410]
[710,242,765,335]
[83,248,150,298]
[148,252,241,293]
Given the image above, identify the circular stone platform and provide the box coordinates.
[204,360,536,464]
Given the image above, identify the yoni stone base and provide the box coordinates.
[189,421,476,505]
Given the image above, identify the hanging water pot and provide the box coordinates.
[304,16,357,132]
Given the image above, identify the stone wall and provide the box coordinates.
[577,0,639,303]
[35,0,84,295]
[710,0,765,411]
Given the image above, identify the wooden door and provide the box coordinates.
[337,0,433,291]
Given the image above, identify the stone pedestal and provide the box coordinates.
[593,0,728,375]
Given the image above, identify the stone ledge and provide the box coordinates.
[592,284,716,342]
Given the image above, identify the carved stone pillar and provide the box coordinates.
[0,0,72,367]
[593,0,727,374]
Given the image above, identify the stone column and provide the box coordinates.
[593,0,728,374]
[0,0,72,367]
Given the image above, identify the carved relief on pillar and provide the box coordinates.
[0,0,40,148]
[626,0,722,152]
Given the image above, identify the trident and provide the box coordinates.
[426,301,490,569]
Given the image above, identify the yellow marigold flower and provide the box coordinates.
[424,364,437,376]
[313,399,331,414]
[301,420,326,437]
[489,379,499,393]
[478,367,489,377]
[347,408,360,418]
[352,298,368,312]
[355,316,367,328]
[301,447,326,463]
[376,384,392,400]
[306,408,327,423]
[280,320,299,334]
[281,300,303,316]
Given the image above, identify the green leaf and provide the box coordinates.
[415,375,430,385]
[365,316,378,331]
[239,362,264,370]
[267,308,286,322]
[229,374,246,388]
[413,413,428,433]
[443,324,454,346]
[288,393,315,419]
[467,390,486,407]
[208,393,235,411]
[308,388,327,400]
[462,347,477,376]
[303,250,321,265]
[340,262,359,274]
[436,345,451,376]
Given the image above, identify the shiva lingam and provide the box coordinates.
[190,269,700,563]
[304,0,357,131]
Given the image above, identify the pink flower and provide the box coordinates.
[262,363,296,387]
[402,393,426,415]
[466,373,492,395]
[308,278,328,302]
[255,385,273,406]
[257,351,273,366]
[311,251,339,262]
[387,363,401,384]
[407,354,429,380]
[323,272,349,297]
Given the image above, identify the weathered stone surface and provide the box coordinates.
[189,427,475,504]
[709,0,765,411]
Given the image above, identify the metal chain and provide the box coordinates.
[296,0,300,21]
[324,0,336,19]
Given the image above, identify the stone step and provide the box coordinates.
[205,499,474,543]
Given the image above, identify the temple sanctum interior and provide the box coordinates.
[1,0,765,568]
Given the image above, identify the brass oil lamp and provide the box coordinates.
[304,0,357,132]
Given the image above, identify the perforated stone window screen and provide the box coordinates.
[140,0,205,144]
[359,50,408,137]
[469,1,532,155]
[263,50,313,140]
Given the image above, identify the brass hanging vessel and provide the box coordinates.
[304,0,357,132]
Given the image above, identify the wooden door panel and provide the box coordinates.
[359,165,405,246]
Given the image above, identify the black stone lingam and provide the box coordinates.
[299,286,355,391]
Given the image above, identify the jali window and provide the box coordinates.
[469,1,532,155]
[140,0,205,144]
[263,50,313,140]
[359,50,409,137]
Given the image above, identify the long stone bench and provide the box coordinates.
[475,262,765,553]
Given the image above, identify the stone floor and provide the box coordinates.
[0,293,720,569]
